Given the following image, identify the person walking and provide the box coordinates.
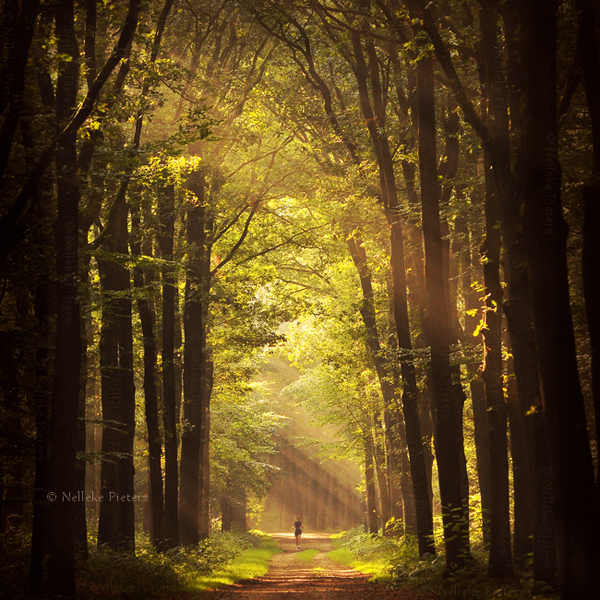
[293,517,303,549]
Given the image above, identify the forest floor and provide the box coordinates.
[184,532,439,600]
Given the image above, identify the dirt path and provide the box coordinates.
[201,533,436,600]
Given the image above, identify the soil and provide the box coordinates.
[195,532,438,600]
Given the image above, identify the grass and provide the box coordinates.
[327,534,392,584]
[296,548,320,562]
[184,533,281,591]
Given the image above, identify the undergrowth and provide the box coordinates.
[0,525,278,599]
[76,531,271,599]
[329,527,560,599]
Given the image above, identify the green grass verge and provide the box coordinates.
[327,535,391,584]
[185,534,281,591]
[296,548,320,562]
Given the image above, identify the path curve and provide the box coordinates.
[202,532,433,600]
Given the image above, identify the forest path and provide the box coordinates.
[199,532,434,600]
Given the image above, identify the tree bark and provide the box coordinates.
[477,6,513,572]
[505,343,533,567]
[131,200,165,549]
[350,25,435,557]
[29,201,53,589]
[96,194,136,551]
[365,437,379,535]
[179,170,212,545]
[157,182,179,547]
[415,42,470,567]
[576,0,600,509]
[346,235,404,533]
[0,0,41,180]
[47,1,81,595]
[519,1,600,596]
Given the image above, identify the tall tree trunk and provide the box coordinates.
[505,339,533,567]
[48,1,81,594]
[157,182,179,547]
[179,170,212,545]
[74,314,89,561]
[416,47,470,568]
[519,1,600,596]
[439,101,470,537]
[373,417,392,529]
[346,236,403,533]
[0,0,41,180]
[199,354,213,540]
[576,0,600,508]
[350,25,435,557]
[132,201,165,549]
[480,152,512,577]
[478,10,513,570]
[29,205,53,589]
[96,195,136,551]
[365,437,379,535]
[454,214,492,547]
[413,0,557,580]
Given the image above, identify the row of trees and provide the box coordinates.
[1,1,599,599]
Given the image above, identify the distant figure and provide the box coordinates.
[293,517,303,549]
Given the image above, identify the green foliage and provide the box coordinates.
[185,533,281,591]
[77,531,264,598]
[327,528,403,584]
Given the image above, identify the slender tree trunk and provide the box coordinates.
[480,151,512,578]
[132,201,165,549]
[48,2,81,594]
[75,314,89,561]
[365,438,379,535]
[346,236,402,533]
[519,1,600,596]
[157,182,179,547]
[0,0,41,180]
[350,26,435,557]
[373,417,391,529]
[97,196,136,551]
[199,356,213,540]
[505,340,533,567]
[477,15,513,569]
[576,0,600,508]
[29,230,53,588]
[416,46,470,567]
[179,170,212,545]
[387,284,416,535]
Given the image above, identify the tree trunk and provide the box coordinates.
[29,225,53,588]
[350,26,435,557]
[96,195,136,551]
[0,0,41,180]
[199,358,213,540]
[179,170,212,545]
[131,201,165,549]
[372,417,391,529]
[519,1,600,595]
[346,235,403,533]
[414,39,470,566]
[157,182,179,547]
[478,8,514,568]
[365,438,379,535]
[47,2,81,595]
[576,0,600,509]
[505,343,533,567]
[454,215,492,549]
